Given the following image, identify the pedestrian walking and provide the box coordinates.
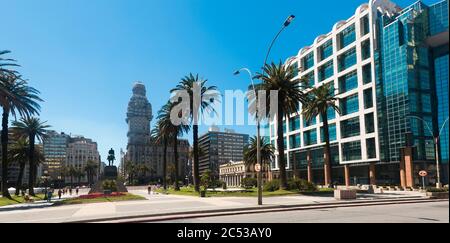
[58,189,62,199]
[148,186,152,195]
[47,190,53,202]
[76,187,79,195]
[69,188,72,195]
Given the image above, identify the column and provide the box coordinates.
[400,147,414,188]
[344,165,351,187]
[369,163,376,185]
[307,151,313,183]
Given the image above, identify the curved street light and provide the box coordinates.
[234,15,295,206]
[408,115,449,188]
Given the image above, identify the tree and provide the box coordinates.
[124,160,136,185]
[11,117,50,195]
[157,101,190,191]
[8,137,44,195]
[1,53,42,198]
[254,62,306,190]
[302,82,340,186]
[151,119,169,190]
[68,165,76,188]
[244,136,275,180]
[170,73,218,192]
[75,168,85,186]
[84,160,98,187]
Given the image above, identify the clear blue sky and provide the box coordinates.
[0,0,431,164]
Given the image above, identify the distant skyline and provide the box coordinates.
[0,0,432,164]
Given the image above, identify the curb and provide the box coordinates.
[66,197,447,223]
[0,203,54,212]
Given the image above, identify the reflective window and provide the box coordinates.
[340,94,359,115]
[342,141,362,161]
[339,70,358,93]
[303,129,317,146]
[319,61,334,81]
[341,117,360,138]
[338,48,357,72]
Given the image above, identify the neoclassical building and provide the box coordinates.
[125,82,190,183]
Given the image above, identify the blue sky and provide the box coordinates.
[0,0,431,164]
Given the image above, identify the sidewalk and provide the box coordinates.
[0,189,438,223]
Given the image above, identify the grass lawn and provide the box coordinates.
[57,193,146,205]
[156,187,334,198]
[0,194,46,207]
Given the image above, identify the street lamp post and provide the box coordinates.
[234,15,295,206]
[408,115,449,188]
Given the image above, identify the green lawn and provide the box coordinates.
[156,187,334,198]
[57,193,146,205]
[0,194,46,207]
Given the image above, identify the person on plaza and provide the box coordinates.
[69,188,72,195]
[58,189,62,199]
[47,190,53,202]
[76,187,79,195]
[148,186,152,195]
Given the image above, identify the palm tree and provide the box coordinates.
[254,62,306,189]
[8,137,44,195]
[11,117,49,196]
[0,50,19,76]
[84,160,98,187]
[170,73,218,192]
[157,101,190,191]
[244,136,275,180]
[75,168,85,186]
[1,72,42,198]
[152,119,169,190]
[302,82,340,186]
[124,160,136,185]
[68,165,76,188]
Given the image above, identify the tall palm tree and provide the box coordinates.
[0,50,19,76]
[8,137,44,195]
[170,73,218,192]
[124,160,136,185]
[157,101,190,191]
[11,117,49,196]
[151,120,169,190]
[68,165,76,188]
[302,82,340,186]
[84,160,98,187]
[244,136,275,179]
[75,168,85,186]
[254,62,306,189]
[1,73,42,198]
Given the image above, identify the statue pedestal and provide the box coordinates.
[104,166,118,180]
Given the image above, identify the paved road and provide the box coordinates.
[0,189,434,223]
[158,201,449,223]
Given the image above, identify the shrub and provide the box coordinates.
[241,178,257,189]
[263,180,280,192]
[102,180,118,192]
[222,182,227,190]
[427,187,449,193]
[287,178,317,192]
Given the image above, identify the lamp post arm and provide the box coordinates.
[438,117,449,140]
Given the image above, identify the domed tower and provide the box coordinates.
[126,82,153,168]
[126,82,153,145]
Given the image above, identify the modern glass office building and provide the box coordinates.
[270,0,449,186]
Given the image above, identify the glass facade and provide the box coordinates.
[303,129,317,146]
[342,141,362,161]
[362,40,371,60]
[341,117,360,138]
[305,71,315,88]
[290,134,301,149]
[290,115,301,131]
[363,63,372,84]
[435,54,449,164]
[339,70,358,93]
[340,94,359,115]
[319,39,333,61]
[302,52,315,70]
[338,48,357,72]
[319,61,334,81]
[339,24,356,49]
[364,88,374,109]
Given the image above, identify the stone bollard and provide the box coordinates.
[334,189,357,200]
